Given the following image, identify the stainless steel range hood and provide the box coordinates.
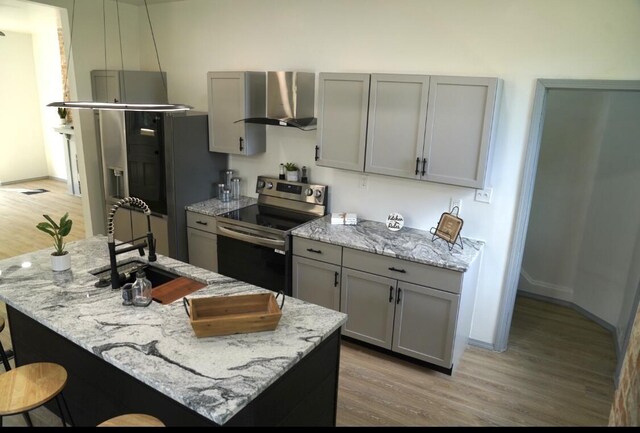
[238,71,316,131]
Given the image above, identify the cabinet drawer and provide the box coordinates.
[342,248,462,294]
[186,211,217,234]
[293,238,342,265]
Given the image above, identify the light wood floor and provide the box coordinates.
[0,180,616,426]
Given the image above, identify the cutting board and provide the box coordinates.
[151,277,206,305]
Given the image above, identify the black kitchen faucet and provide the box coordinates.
[106,197,157,290]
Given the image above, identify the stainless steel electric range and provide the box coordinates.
[216,175,328,296]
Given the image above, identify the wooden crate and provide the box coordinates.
[184,292,283,337]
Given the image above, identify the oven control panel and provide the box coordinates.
[256,176,327,206]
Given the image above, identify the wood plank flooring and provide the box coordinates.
[0,180,616,426]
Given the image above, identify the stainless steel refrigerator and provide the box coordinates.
[100,110,228,262]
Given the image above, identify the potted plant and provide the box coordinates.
[36,213,73,271]
[57,107,68,124]
[284,162,299,181]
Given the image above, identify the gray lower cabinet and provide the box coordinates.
[186,211,218,272]
[392,281,459,367]
[340,268,396,349]
[207,71,266,155]
[292,256,341,311]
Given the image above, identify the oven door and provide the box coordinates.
[216,222,291,296]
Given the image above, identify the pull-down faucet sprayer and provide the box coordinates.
[107,197,157,290]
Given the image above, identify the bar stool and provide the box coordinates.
[98,414,165,427]
[0,317,73,427]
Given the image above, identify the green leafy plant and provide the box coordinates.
[284,162,298,171]
[36,213,73,256]
[57,107,68,120]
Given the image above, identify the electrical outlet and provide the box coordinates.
[359,174,369,190]
[450,198,462,214]
[475,187,493,204]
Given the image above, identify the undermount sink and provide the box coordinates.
[91,259,181,288]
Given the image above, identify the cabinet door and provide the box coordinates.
[131,210,169,257]
[364,74,429,179]
[392,281,459,368]
[340,268,396,350]
[91,70,120,103]
[423,76,499,188]
[187,227,218,272]
[316,73,370,172]
[292,256,341,311]
[208,72,266,155]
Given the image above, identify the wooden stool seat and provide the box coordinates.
[98,413,165,427]
[0,362,67,416]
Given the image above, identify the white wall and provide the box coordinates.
[134,0,640,346]
[0,31,49,183]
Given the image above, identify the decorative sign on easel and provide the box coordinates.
[386,212,404,231]
[430,206,464,251]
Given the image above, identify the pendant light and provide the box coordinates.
[48,0,191,112]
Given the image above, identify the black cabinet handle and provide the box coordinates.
[388,267,406,273]
[239,137,244,152]
[306,248,322,254]
[388,286,394,302]
[334,272,339,287]
[421,158,427,176]
[196,220,208,226]
[315,145,320,161]
[396,288,402,305]
[415,157,420,175]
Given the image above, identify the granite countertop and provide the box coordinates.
[0,237,346,425]
[186,196,257,217]
[291,215,484,272]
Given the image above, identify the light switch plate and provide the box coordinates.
[475,187,493,204]
[359,175,368,190]
[450,198,462,214]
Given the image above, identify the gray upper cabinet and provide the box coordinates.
[365,74,430,179]
[207,71,266,155]
[316,71,501,189]
[423,76,500,188]
[316,73,370,172]
[90,70,167,103]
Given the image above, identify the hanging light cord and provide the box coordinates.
[61,0,76,102]
[144,0,168,95]
[116,0,126,101]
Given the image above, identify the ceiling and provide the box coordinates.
[0,0,186,35]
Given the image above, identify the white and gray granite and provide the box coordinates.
[186,196,257,217]
[292,215,484,272]
[0,237,346,425]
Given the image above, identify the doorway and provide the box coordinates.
[496,80,640,374]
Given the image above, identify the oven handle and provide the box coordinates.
[217,225,286,249]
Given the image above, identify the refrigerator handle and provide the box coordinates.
[239,137,244,152]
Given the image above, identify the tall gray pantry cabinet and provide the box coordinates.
[316,72,501,189]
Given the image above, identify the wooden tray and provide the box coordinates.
[183,292,284,338]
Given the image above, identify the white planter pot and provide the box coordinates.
[286,170,299,182]
[51,253,71,272]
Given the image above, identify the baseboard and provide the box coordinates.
[519,269,573,302]
[468,338,496,352]
[0,176,65,186]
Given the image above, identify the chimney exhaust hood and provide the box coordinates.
[237,71,316,131]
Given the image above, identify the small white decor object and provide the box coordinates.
[331,213,345,224]
[345,213,358,225]
[386,212,404,231]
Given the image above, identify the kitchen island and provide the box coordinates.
[0,237,346,426]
